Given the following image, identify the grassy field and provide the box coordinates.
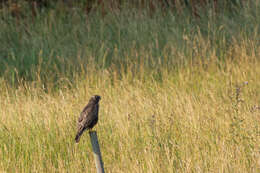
[0,1,260,172]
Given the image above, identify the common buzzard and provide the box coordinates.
[75,95,101,143]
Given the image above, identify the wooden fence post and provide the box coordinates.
[89,131,105,173]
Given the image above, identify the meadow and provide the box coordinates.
[0,1,259,172]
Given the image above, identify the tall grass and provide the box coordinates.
[0,0,259,86]
[0,53,259,172]
[0,0,259,172]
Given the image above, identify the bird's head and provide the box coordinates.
[90,95,101,103]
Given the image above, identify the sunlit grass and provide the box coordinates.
[0,1,260,172]
[0,43,259,172]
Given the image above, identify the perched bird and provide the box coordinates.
[75,95,101,143]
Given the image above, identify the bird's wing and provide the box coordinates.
[78,103,97,127]
[85,111,95,125]
[78,103,92,122]
[78,112,84,123]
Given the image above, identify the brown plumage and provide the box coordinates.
[75,95,101,143]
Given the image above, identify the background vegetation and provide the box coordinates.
[0,0,259,172]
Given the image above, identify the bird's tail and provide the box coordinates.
[75,129,84,143]
[75,134,81,143]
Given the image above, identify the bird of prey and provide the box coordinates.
[75,95,101,143]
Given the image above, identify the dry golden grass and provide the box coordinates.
[0,42,259,172]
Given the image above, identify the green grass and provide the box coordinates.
[0,1,259,86]
[0,1,260,172]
